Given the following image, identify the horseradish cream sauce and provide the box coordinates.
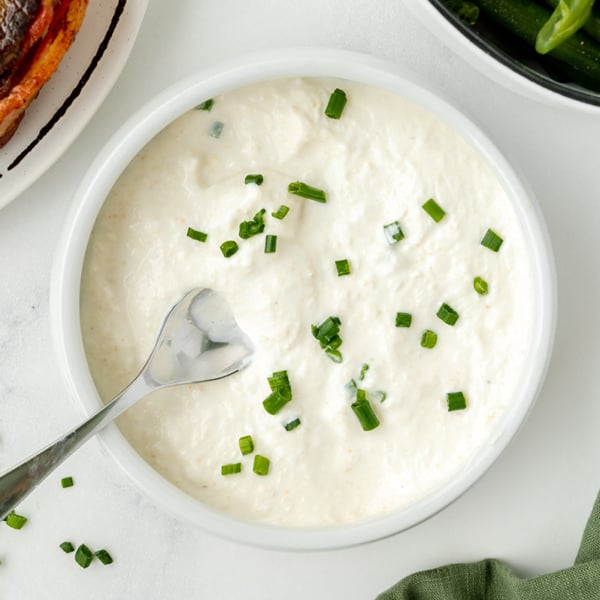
[80,78,536,527]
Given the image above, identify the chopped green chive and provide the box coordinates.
[60,541,75,553]
[395,312,412,328]
[383,221,405,244]
[61,476,74,488]
[437,303,460,326]
[239,435,254,455]
[284,418,301,431]
[244,174,264,185]
[447,391,468,412]
[351,391,380,431]
[220,240,239,258]
[358,363,369,381]
[421,330,438,349]
[373,390,387,403]
[346,378,358,393]
[335,259,351,277]
[75,544,94,569]
[422,198,446,223]
[324,88,348,119]
[288,181,327,203]
[5,511,27,529]
[209,121,224,138]
[221,463,242,476]
[195,98,214,111]
[263,370,293,415]
[239,208,266,239]
[186,227,208,243]
[473,276,489,295]
[253,455,270,476]
[264,234,277,254]
[271,205,289,220]
[481,228,503,252]
[94,549,113,565]
[311,316,343,363]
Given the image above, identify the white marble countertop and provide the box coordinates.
[2,1,600,597]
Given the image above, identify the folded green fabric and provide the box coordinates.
[377,491,600,599]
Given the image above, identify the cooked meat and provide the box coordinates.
[0,0,88,148]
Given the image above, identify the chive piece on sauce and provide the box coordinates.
[271,205,289,220]
[324,88,348,119]
[351,391,380,431]
[473,276,489,295]
[437,303,460,326]
[94,549,114,565]
[239,208,266,239]
[220,240,239,258]
[421,330,438,349]
[422,198,446,223]
[383,221,405,244]
[209,121,224,138]
[395,312,412,328]
[5,511,27,529]
[75,544,94,569]
[253,455,270,476]
[358,363,369,381]
[221,463,242,476]
[335,259,351,277]
[195,98,214,111]
[447,391,468,412]
[263,370,293,415]
[61,476,74,488]
[284,418,301,431]
[288,181,327,203]
[60,541,75,554]
[239,435,254,456]
[481,228,503,252]
[264,234,277,254]
[244,174,264,185]
[186,227,208,243]
[373,390,387,403]
[311,316,343,363]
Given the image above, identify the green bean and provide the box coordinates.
[536,0,595,54]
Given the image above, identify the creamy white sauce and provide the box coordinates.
[80,78,536,527]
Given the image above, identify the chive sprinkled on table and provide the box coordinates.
[186,227,208,243]
[481,228,503,252]
[239,435,254,455]
[220,240,239,258]
[324,88,347,119]
[288,181,327,203]
[253,455,270,476]
[195,98,214,111]
[383,220,405,244]
[473,276,489,295]
[447,391,468,412]
[284,418,301,431]
[208,121,224,138]
[421,330,438,349]
[351,389,380,431]
[311,315,343,363]
[244,174,264,185]
[437,303,460,326]
[221,463,242,476]
[94,549,114,565]
[4,511,27,529]
[422,198,446,223]
[60,541,75,553]
[61,476,74,488]
[75,544,94,569]
[335,258,351,276]
[263,370,293,414]
[239,208,266,239]
[264,234,277,254]
[271,204,289,220]
[395,312,412,328]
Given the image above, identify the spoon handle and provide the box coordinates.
[0,375,155,520]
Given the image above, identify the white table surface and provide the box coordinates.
[1,1,599,598]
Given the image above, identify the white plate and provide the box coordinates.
[0,0,148,208]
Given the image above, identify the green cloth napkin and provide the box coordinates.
[377,491,600,599]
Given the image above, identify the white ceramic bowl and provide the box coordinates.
[51,48,556,551]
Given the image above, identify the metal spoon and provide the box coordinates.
[0,288,253,519]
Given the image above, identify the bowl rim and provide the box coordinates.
[50,46,557,551]
[403,0,600,112]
